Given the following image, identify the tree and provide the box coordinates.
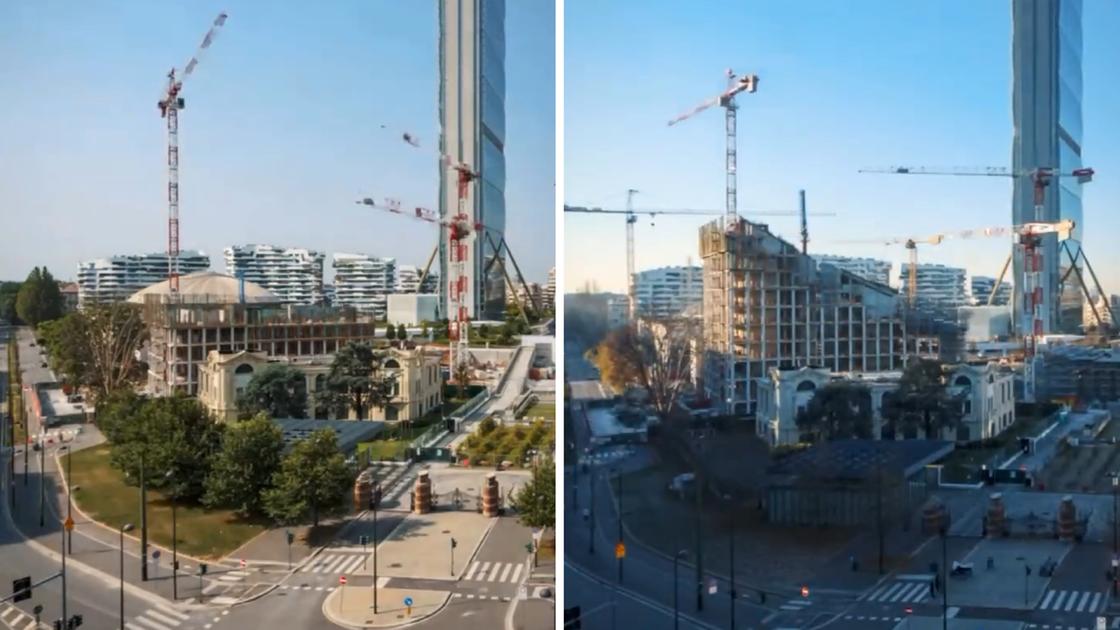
[478,324,491,338]
[586,320,692,419]
[237,364,308,419]
[421,322,430,338]
[322,342,397,419]
[513,457,555,529]
[454,361,471,400]
[795,382,873,442]
[204,413,285,516]
[109,394,223,502]
[15,267,63,327]
[263,429,352,526]
[0,281,22,324]
[385,325,397,341]
[37,303,146,399]
[396,323,407,341]
[881,359,963,440]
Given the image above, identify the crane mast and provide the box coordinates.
[158,12,227,294]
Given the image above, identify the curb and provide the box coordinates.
[455,516,499,581]
[320,587,453,629]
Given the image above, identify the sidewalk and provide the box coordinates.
[510,546,555,630]
[322,584,450,628]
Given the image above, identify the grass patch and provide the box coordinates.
[65,445,267,559]
[356,440,408,461]
[457,420,553,468]
[520,403,554,421]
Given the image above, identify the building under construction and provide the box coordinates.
[699,218,906,418]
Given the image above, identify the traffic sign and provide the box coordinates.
[239,558,246,569]
[339,576,347,585]
[12,577,31,602]
[63,516,74,532]
[1096,617,1106,630]
[614,542,626,559]
[800,585,810,598]
[707,579,718,595]
[404,596,413,606]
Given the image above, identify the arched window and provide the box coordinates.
[953,375,971,388]
[796,380,816,392]
[235,364,254,375]
[383,359,401,369]
[315,374,326,392]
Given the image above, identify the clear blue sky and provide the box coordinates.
[0,0,555,284]
[565,0,1120,295]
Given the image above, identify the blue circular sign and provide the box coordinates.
[404,596,413,606]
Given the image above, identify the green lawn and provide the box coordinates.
[65,445,267,559]
[356,439,408,461]
[520,403,555,421]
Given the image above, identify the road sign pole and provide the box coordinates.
[373,507,379,614]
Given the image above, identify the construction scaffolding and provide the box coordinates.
[699,218,906,418]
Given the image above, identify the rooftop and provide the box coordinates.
[768,438,955,481]
[128,271,281,305]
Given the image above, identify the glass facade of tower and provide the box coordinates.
[1011,0,1084,334]
[438,0,507,321]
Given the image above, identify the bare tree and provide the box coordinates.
[588,318,692,419]
[87,303,148,396]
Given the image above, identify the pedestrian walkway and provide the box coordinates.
[0,603,42,630]
[779,598,813,611]
[861,577,933,604]
[585,445,634,467]
[301,552,369,575]
[276,584,338,593]
[461,560,524,584]
[124,604,190,630]
[451,592,511,602]
[1036,588,1107,613]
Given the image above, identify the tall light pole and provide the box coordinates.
[727,496,736,630]
[371,484,381,614]
[139,453,148,581]
[165,470,178,600]
[940,526,948,630]
[60,445,75,554]
[616,468,623,584]
[588,466,596,555]
[38,428,45,527]
[120,523,134,630]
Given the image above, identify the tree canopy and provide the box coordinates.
[513,457,555,529]
[881,359,963,440]
[103,393,223,502]
[321,342,396,419]
[237,364,308,419]
[16,267,63,327]
[0,281,22,324]
[263,429,352,526]
[204,413,285,516]
[795,382,874,442]
[586,321,692,419]
[38,303,147,399]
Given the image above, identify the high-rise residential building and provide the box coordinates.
[77,251,210,307]
[1012,0,1085,334]
[1083,293,1120,331]
[969,275,1012,306]
[814,255,892,287]
[633,265,702,319]
[544,267,556,312]
[439,0,506,320]
[394,265,439,294]
[898,263,968,316]
[332,254,397,318]
[223,245,324,306]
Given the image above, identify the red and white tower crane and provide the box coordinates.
[158,12,228,293]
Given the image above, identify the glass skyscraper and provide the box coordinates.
[1011,0,1084,334]
[438,0,507,321]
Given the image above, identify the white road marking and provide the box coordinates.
[155,605,190,621]
[341,555,365,574]
[508,563,523,583]
[463,561,482,580]
[498,563,513,582]
[145,610,182,626]
[133,615,173,630]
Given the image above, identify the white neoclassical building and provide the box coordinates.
[755,363,1015,446]
[198,347,443,423]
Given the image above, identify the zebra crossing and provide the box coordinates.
[301,551,369,575]
[861,577,932,604]
[462,560,525,584]
[1036,589,1107,613]
[123,604,191,630]
[0,603,39,630]
[584,446,634,466]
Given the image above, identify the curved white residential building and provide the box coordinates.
[333,253,396,317]
[395,264,439,294]
[223,244,324,305]
[77,251,210,307]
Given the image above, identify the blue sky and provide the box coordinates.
[565,0,1120,295]
[0,0,555,284]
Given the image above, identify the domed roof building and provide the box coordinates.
[128,271,280,305]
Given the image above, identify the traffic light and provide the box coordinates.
[72,614,83,628]
[285,530,295,546]
[451,537,458,549]
[199,563,208,575]
[12,576,31,602]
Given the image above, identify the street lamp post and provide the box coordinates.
[616,469,623,584]
[588,468,595,555]
[165,471,178,600]
[673,550,687,630]
[60,445,75,554]
[570,441,578,510]
[372,487,380,614]
[139,453,148,582]
[940,527,948,630]
[727,497,736,630]
[38,428,45,527]
[119,523,134,630]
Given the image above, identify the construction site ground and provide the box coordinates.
[1035,417,1120,494]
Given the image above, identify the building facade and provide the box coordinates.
[898,263,968,316]
[130,273,378,397]
[756,363,1015,446]
[969,275,1012,306]
[198,347,443,423]
[223,244,325,306]
[332,253,396,318]
[395,264,439,294]
[1012,0,1086,334]
[544,267,556,312]
[814,255,892,287]
[77,251,210,307]
[633,265,702,320]
[700,219,906,418]
[439,0,506,320]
